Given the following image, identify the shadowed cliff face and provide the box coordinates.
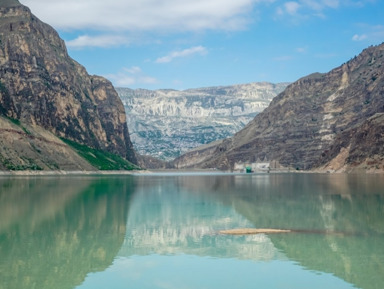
[0,1,137,164]
[174,43,384,172]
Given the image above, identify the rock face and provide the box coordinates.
[174,43,384,172]
[0,0,137,168]
[0,115,96,171]
[117,82,288,160]
[316,113,384,172]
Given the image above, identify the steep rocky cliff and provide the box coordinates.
[117,82,287,160]
[0,0,137,170]
[174,43,384,172]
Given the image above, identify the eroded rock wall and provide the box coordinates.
[0,1,137,165]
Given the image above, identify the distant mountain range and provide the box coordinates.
[117,83,288,160]
[174,43,384,173]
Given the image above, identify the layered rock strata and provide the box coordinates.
[174,43,384,172]
[0,0,137,168]
[117,82,288,160]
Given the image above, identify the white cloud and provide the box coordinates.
[351,24,384,42]
[276,7,284,15]
[21,0,266,32]
[352,34,368,41]
[124,66,143,74]
[285,2,301,14]
[300,0,339,11]
[156,46,208,63]
[276,0,342,18]
[296,46,308,53]
[105,66,158,87]
[322,0,340,9]
[66,34,130,49]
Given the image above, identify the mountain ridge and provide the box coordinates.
[117,82,288,161]
[174,43,384,172]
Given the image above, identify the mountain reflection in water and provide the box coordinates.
[0,173,383,289]
[120,173,384,289]
[0,176,135,289]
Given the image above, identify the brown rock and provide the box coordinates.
[0,0,137,166]
[174,43,384,172]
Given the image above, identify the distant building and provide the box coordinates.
[234,159,288,173]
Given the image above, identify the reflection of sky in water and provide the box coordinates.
[77,255,356,289]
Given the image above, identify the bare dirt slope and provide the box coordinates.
[0,116,96,170]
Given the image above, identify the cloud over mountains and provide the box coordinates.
[20,0,383,89]
[156,46,207,63]
[22,0,260,32]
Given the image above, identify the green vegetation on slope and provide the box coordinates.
[6,116,31,134]
[61,138,140,171]
[0,154,43,171]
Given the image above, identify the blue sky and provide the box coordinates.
[21,0,384,90]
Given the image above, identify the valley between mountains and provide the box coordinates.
[0,0,383,173]
[117,83,288,161]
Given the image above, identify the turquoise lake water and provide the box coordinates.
[0,173,383,289]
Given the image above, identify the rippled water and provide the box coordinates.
[1,173,383,289]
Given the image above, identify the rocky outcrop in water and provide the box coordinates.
[0,0,137,170]
[174,43,384,172]
[117,82,288,160]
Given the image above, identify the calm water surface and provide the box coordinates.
[0,173,383,289]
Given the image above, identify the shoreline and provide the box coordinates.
[0,169,292,176]
[0,170,140,176]
[0,168,382,176]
